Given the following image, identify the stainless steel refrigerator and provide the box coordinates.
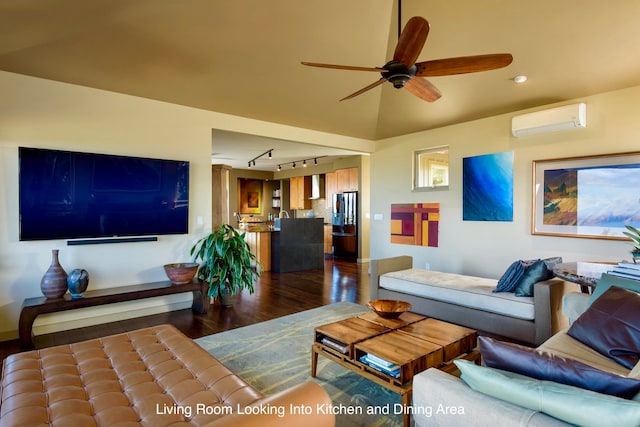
[332,191,357,260]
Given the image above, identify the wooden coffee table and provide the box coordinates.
[311,312,479,427]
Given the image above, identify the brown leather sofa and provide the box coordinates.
[0,324,335,427]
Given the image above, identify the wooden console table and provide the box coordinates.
[19,280,209,349]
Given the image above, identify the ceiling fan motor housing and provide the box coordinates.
[382,61,417,88]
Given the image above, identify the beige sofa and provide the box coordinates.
[412,273,640,427]
[370,256,568,345]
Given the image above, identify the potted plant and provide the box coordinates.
[623,224,640,263]
[190,224,261,307]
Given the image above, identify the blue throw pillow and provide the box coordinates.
[495,260,525,292]
[514,259,553,297]
[479,336,640,399]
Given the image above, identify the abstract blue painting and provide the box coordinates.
[463,151,514,221]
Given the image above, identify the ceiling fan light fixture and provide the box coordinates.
[382,62,417,89]
[388,74,412,88]
[513,75,528,84]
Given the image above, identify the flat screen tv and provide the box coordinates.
[19,147,190,241]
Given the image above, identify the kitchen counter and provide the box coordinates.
[271,218,324,272]
[240,228,272,271]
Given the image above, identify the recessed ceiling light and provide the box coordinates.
[513,75,528,84]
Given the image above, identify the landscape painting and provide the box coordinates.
[532,152,640,239]
[390,203,440,247]
[463,151,514,221]
[543,169,578,225]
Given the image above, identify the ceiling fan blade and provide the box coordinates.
[393,16,430,67]
[415,53,513,76]
[404,77,442,102]
[340,78,386,101]
[301,62,387,72]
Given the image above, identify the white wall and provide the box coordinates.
[0,71,374,340]
[370,85,640,278]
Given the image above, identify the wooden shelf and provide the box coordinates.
[19,280,209,349]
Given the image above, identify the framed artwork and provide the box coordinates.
[413,146,449,191]
[532,152,640,239]
[238,179,262,214]
[390,203,440,247]
[463,151,514,221]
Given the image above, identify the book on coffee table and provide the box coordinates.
[321,337,349,354]
[359,354,401,378]
[366,353,399,369]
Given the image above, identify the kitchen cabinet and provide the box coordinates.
[324,224,333,255]
[325,171,337,208]
[336,167,358,193]
[325,168,357,207]
[289,176,312,210]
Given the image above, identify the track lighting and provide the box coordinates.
[276,156,326,170]
[247,149,274,169]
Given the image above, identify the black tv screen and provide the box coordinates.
[19,147,190,241]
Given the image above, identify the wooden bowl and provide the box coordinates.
[164,263,199,285]
[366,299,412,319]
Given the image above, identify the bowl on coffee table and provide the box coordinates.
[366,299,412,319]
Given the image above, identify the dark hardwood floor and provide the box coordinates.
[0,258,370,362]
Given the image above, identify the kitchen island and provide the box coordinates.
[241,227,271,272]
[271,218,324,272]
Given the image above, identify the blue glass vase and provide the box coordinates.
[67,269,89,299]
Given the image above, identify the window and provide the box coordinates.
[413,146,449,191]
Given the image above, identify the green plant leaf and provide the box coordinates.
[190,223,261,300]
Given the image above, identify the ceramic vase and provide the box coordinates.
[67,269,89,299]
[40,249,68,298]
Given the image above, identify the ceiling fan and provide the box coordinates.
[302,16,513,102]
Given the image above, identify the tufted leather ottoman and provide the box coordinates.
[0,324,334,427]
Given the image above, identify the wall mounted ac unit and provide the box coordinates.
[511,103,586,137]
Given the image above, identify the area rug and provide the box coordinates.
[195,302,404,427]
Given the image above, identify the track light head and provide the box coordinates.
[303,160,307,167]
